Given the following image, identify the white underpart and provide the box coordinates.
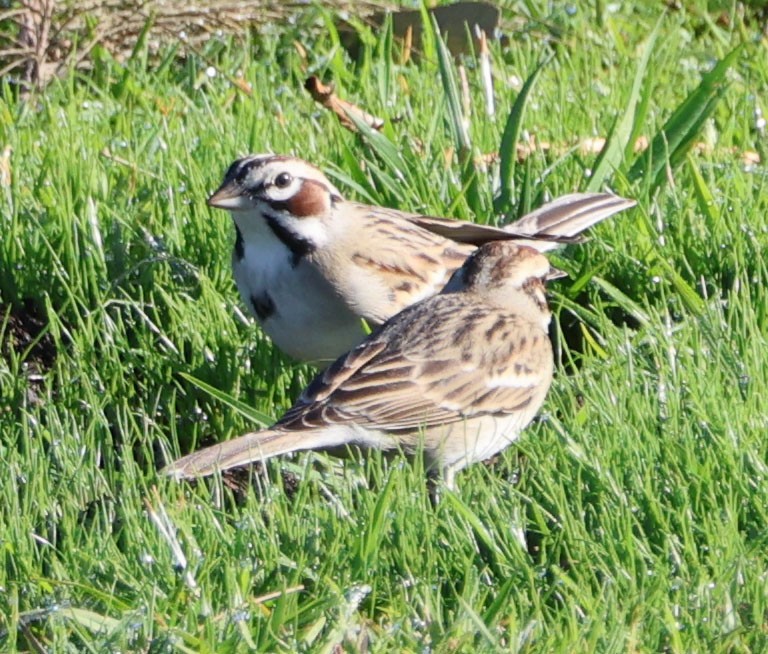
[280,215,331,249]
[231,208,364,363]
[431,414,526,473]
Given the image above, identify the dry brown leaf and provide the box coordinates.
[480,133,758,167]
[304,75,385,132]
[742,150,761,165]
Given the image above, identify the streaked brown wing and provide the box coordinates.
[408,214,579,246]
[276,296,552,433]
[330,205,474,319]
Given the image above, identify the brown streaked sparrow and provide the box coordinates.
[164,241,556,489]
[209,154,634,363]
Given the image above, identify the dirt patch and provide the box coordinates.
[0,0,394,90]
[1,299,57,373]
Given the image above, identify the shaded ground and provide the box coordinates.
[1,299,56,372]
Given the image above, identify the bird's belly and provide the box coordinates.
[233,247,365,363]
[426,414,529,471]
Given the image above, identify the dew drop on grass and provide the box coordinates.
[344,584,371,610]
[411,616,427,631]
[756,116,766,132]
[738,375,750,394]
[232,610,250,623]
[192,405,208,423]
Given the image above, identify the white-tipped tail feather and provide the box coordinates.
[165,427,358,479]
[504,192,637,250]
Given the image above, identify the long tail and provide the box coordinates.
[162,428,346,479]
[505,192,636,250]
[408,192,635,249]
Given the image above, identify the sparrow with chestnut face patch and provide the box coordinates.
[164,242,557,489]
[210,154,634,363]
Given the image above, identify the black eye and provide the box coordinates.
[274,172,292,188]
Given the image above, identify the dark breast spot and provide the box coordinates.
[250,292,276,321]
[234,225,244,261]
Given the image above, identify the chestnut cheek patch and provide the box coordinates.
[287,179,330,217]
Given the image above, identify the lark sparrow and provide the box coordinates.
[164,242,556,488]
[209,154,634,363]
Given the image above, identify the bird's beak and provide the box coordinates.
[207,182,248,210]
[547,266,568,281]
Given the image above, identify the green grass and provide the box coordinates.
[1,1,767,651]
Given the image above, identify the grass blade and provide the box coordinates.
[650,258,706,316]
[494,56,551,213]
[586,17,661,191]
[429,14,487,214]
[57,607,121,635]
[345,110,411,185]
[180,372,274,427]
[687,154,719,223]
[628,45,742,190]
[432,15,471,154]
[591,276,651,327]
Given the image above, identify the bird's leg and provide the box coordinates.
[427,465,456,506]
